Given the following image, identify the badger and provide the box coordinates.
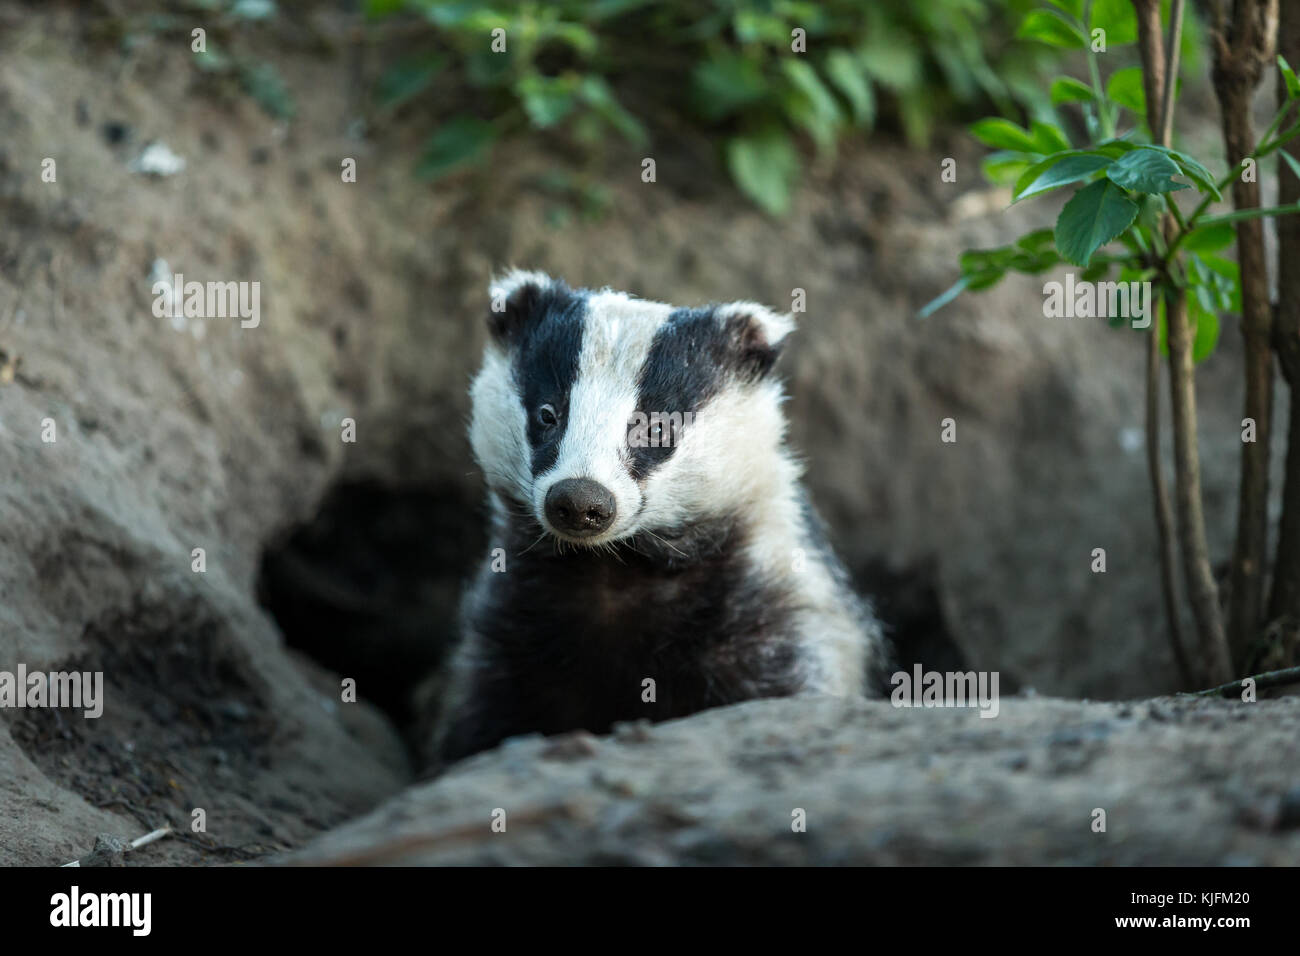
[434,271,884,763]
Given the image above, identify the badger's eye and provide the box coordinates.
[536,404,558,428]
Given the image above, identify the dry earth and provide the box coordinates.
[289,695,1300,866]
[0,2,1294,865]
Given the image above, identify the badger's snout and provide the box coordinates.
[545,478,616,537]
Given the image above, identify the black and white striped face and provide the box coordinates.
[470,271,795,547]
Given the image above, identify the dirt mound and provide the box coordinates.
[288,694,1300,866]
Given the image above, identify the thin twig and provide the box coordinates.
[1134,0,1193,685]
[1160,0,1185,146]
[1179,664,1300,697]
[61,825,174,867]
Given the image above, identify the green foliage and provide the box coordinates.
[169,1,297,119]
[1054,179,1138,266]
[1105,147,1188,194]
[1014,151,1113,202]
[727,128,800,216]
[1016,8,1087,48]
[921,1,1300,368]
[1281,55,1300,100]
[238,59,295,119]
[417,116,498,178]
[365,0,1051,214]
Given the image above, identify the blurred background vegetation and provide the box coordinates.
[110,2,1221,218]
[367,0,1057,213]
[148,0,1074,214]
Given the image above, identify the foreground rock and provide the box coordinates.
[288,694,1300,866]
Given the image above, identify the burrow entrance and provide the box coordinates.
[256,478,483,741]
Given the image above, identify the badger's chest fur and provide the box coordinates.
[435,272,882,763]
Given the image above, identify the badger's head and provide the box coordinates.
[469,270,796,549]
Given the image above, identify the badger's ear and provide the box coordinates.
[487,270,554,345]
[715,302,795,380]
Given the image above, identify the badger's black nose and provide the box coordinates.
[545,478,616,536]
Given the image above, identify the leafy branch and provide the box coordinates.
[922,0,1300,688]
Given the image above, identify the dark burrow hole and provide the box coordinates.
[257,479,483,749]
[258,480,978,757]
[874,561,1023,695]
[852,559,1008,696]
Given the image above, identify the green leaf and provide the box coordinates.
[1201,255,1242,313]
[969,118,1041,152]
[960,246,1018,273]
[781,59,843,154]
[465,49,512,87]
[377,55,444,110]
[727,130,799,216]
[542,22,599,55]
[734,10,792,45]
[1191,299,1221,363]
[1046,0,1085,17]
[982,151,1036,185]
[1008,249,1061,274]
[1182,222,1235,254]
[516,74,580,128]
[690,54,768,122]
[1089,0,1138,46]
[1281,148,1300,183]
[896,87,934,148]
[427,7,505,32]
[1017,9,1087,49]
[1188,255,1216,314]
[1081,259,1111,282]
[966,269,1008,291]
[1013,151,1113,202]
[824,49,875,127]
[365,0,406,17]
[1054,178,1139,266]
[1106,66,1146,115]
[586,0,655,19]
[1149,146,1222,201]
[1094,138,1142,157]
[1280,55,1300,100]
[423,3,488,27]
[1106,147,1190,194]
[417,117,497,179]
[782,59,840,120]
[860,36,922,90]
[1017,228,1058,253]
[1031,120,1071,153]
[579,76,647,145]
[1050,76,1095,105]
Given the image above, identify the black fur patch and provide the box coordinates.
[440,513,804,762]
[630,307,725,479]
[629,305,784,480]
[506,282,587,476]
